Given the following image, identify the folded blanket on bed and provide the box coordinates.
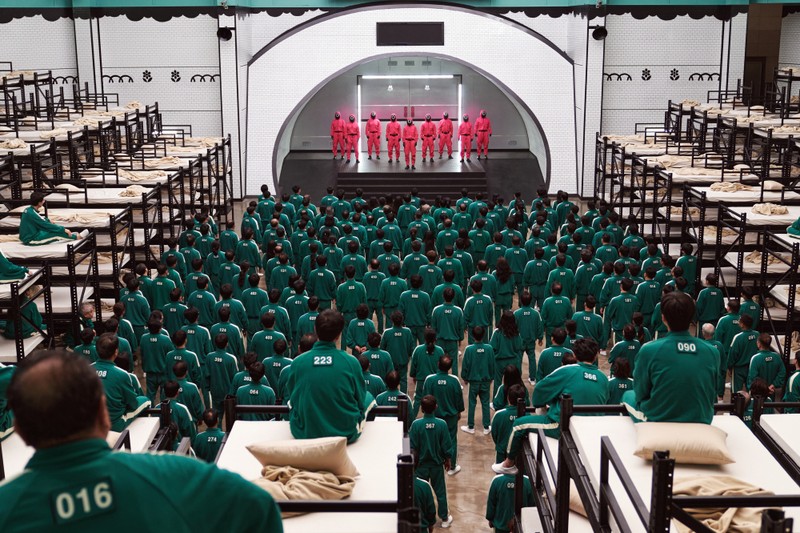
[39,129,69,140]
[125,101,142,110]
[1,70,36,80]
[143,156,183,169]
[184,137,223,148]
[681,99,701,107]
[73,116,105,127]
[118,169,167,182]
[710,182,752,192]
[771,125,800,134]
[704,226,738,239]
[673,167,723,177]
[252,465,356,518]
[119,185,149,197]
[744,250,785,265]
[670,206,700,217]
[672,475,778,533]
[49,212,109,225]
[0,139,26,150]
[651,155,692,169]
[752,203,789,216]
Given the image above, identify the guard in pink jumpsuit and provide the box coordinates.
[438,112,454,159]
[344,114,360,163]
[330,111,346,159]
[402,119,418,170]
[474,109,493,159]
[366,112,381,160]
[458,114,474,163]
[420,114,436,162]
[386,114,401,163]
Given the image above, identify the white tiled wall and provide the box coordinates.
[97,15,222,136]
[246,6,578,196]
[601,14,744,135]
[780,12,800,70]
[0,15,77,79]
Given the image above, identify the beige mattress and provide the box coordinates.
[761,414,800,469]
[216,419,403,533]
[726,205,800,226]
[0,332,45,363]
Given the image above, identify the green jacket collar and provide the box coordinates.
[28,438,109,470]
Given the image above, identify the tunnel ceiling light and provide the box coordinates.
[362,75,454,80]
[387,85,393,92]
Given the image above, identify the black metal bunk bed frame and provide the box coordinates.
[5,266,54,362]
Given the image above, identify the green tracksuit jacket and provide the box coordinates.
[461,342,495,382]
[92,360,149,432]
[193,426,225,463]
[235,383,276,421]
[747,350,786,392]
[431,303,465,342]
[486,474,533,533]
[696,286,725,324]
[536,345,574,382]
[206,348,240,409]
[399,289,432,328]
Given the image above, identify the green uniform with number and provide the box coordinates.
[747,350,786,394]
[604,293,640,342]
[381,325,416,394]
[409,413,453,521]
[490,404,518,463]
[696,286,725,327]
[676,254,698,294]
[121,291,150,339]
[399,289,432,343]
[461,341,494,430]
[176,377,204,422]
[728,330,759,393]
[364,348,394,381]
[251,329,287,361]
[206,348,239,411]
[608,339,641,373]
[431,282,466,309]
[0,439,282,532]
[186,289,217,329]
[363,270,386,332]
[193,427,225,463]
[379,276,407,322]
[624,332,717,423]
[336,279,367,325]
[345,318,376,352]
[210,321,244,360]
[515,306,543,381]
[490,330,523,392]
[523,258,550,309]
[464,293,494,342]
[572,310,605,348]
[535,344,573,383]
[139,332,174,402]
[91,360,150,432]
[410,344,445,416]
[783,370,800,413]
[74,342,99,364]
[431,303,464,374]
[607,376,634,405]
[486,474,534,533]
[235,383,276,421]
[540,295,573,346]
[287,340,366,443]
[740,300,761,330]
[508,363,608,450]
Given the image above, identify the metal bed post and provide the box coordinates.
[396,452,418,533]
[397,395,409,433]
[513,397,525,521]
[111,429,133,451]
[761,509,793,532]
[224,396,237,432]
[555,395,573,533]
[648,450,674,533]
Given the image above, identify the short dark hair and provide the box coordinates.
[8,350,104,448]
[661,292,695,331]
[572,338,599,363]
[315,309,345,342]
[164,380,180,398]
[420,394,437,414]
[203,409,219,428]
[96,333,119,360]
[248,361,266,382]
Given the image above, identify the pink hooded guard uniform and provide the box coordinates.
[474,109,492,158]
[402,120,419,168]
[366,112,381,158]
[330,112,346,158]
[458,115,474,161]
[386,115,401,162]
[438,112,453,158]
[344,114,360,162]
[420,115,436,160]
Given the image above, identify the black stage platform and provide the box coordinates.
[279,150,546,202]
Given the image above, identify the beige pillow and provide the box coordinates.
[762,180,783,191]
[634,422,735,465]
[247,436,359,477]
[54,183,82,193]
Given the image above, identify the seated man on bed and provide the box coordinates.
[622,291,718,424]
[0,350,283,532]
[2,286,46,340]
[286,309,367,443]
[787,216,800,238]
[19,191,76,246]
[0,249,27,281]
[493,338,608,475]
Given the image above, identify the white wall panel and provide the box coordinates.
[780,12,800,70]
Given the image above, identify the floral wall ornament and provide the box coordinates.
[171,70,181,82]
[670,68,680,81]
[142,70,152,83]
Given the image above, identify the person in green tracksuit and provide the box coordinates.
[140,320,174,402]
[193,409,226,463]
[431,270,466,309]
[345,304,376,353]
[228,352,269,395]
[676,243,698,295]
[364,260,387,332]
[251,312,287,361]
[121,278,151,339]
[163,381,197,449]
[460,326,495,434]
[206,333,240,412]
[307,255,337,309]
[490,311,523,392]
[410,329,445,417]
[430,289,465,374]
[536,328,573,383]
[19,192,77,245]
[523,248,551,309]
[414,472,438,533]
[174,362,204,423]
[623,292,718,424]
[540,282,574,346]
[783,354,800,412]
[161,289,187,339]
[574,249,600,311]
[73,328,99,364]
[0,249,27,281]
[714,299,742,358]
[486,473,534,533]
[599,262,626,312]
[607,358,634,405]
[186,277,218,329]
[0,362,15,440]
[608,324,642,373]
[700,323,727,399]
[399,275,432,343]
[235,362,276,421]
[727,314,759,394]
[336,266,367,325]
[214,284,248,334]
[0,350,284,533]
[380,263,408,326]
[493,258,516,322]
[419,251,444,295]
[695,273,725,331]
[150,265,177,312]
[409,395,454,528]
[210,307,245,361]
[746,333,786,398]
[740,287,761,330]
[165,330,203,386]
[546,254,575,301]
[381,311,416,394]
[493,338,608,475]
[262,339,292,402]
[635,267,661,325]
[375,371,412,427]
[490,384,527,463]
[465,279,494,342]
[364,332,395,382]
[514,291,544,382]
[360,355,387,398]
[604,278,640,344]
[287,310,367,443]
[92,334,150,432]
[572,295,605,348]
[240,274,270,339]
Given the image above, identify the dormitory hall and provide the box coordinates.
[2,1,800,532]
